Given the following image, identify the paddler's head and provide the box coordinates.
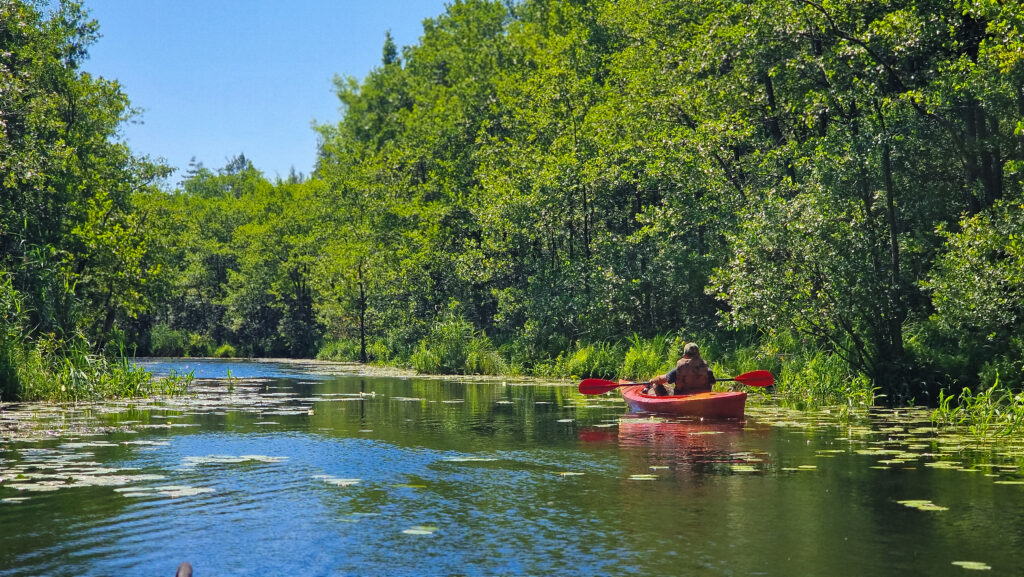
[682,342,701,359]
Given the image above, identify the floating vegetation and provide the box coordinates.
[952,561,992,571]
[402,525,439,535]
[897,500,949,512]
[313,475,360,487]
[5,483,62,492]
[115,485,215,498]
[182,455,288,467]
[925,462,962,470]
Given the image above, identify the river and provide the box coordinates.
[1,359,1022,576]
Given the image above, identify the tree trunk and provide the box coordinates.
[357,262,367,364]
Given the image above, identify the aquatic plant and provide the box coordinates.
[620,334,674,381]
[464,333,507,376]
[551,342,625,380]
[932,374,1024,438]
[714,331,875,410]
[410,344,442,374]
[12,338,192,402]
[317,338,362,362]
[0,279,192,401]
[406,314,511,375]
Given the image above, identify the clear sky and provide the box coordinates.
[81,0,451,183]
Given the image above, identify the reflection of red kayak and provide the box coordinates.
[620,385,746,418]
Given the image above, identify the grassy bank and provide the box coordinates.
[1,336,192,402]
[1,277,191,403]
[318,327,878,411]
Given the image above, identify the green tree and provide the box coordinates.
[1,0,170,346]
[923,194,1024,388]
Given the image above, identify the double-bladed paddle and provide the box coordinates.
[578,369,775,395]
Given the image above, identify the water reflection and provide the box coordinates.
[2,360,1024,576]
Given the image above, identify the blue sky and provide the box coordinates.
[82,0,451,183]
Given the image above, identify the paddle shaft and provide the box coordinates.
[578,369,774,395]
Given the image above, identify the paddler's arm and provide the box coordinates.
[650,368,676,386]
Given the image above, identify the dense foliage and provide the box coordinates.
[1,0,177,400]
[4,0,1024,405]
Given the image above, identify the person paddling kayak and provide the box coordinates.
[643,342,714,396]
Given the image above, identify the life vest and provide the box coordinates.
[673,356,712,394]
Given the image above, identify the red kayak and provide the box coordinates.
[620,385,747,419]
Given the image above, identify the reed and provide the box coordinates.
[932,374,1024,438]
[550,341,625,380]
[620,333,674,381]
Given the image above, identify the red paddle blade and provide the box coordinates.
[578,378,625,395]
[732,370,775,388]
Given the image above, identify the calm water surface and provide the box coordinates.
[2,359,1024,576]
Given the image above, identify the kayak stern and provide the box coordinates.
[620,385,746,419]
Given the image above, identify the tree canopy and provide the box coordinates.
[5,0,1024,402]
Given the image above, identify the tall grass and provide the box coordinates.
[1,274,23,396]
[317,338,363,362]
[409,343,442,373]
[714,331,874,409]
[408,316,507,375]
[464,333,507,375]
[548,341,625,379]
[932,374,1024,438]
[1,275,189,402]
[620,334,675,381]
[13,337,193,401]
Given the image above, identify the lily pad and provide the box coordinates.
[182,455,287,467]
[116,485,215,498]
[951,561,991,571]
[897,499,948,512]
[403,525,439,535]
